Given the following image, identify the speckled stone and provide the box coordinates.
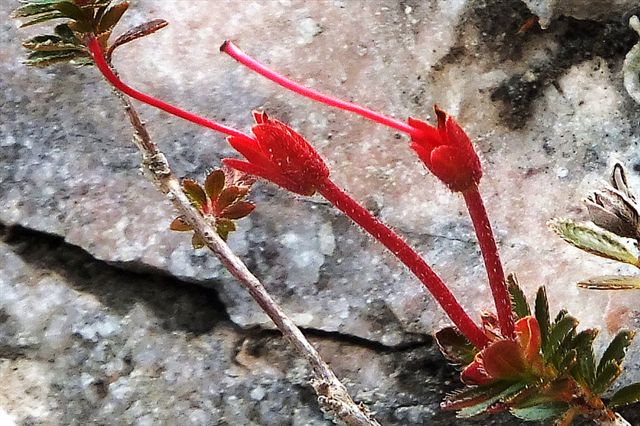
[0,226,533,425]
[522,0,637,28]
[3,1,640,422]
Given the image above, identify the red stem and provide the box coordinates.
[220,41,419,138]
[318,178,489,349]
[86,37,253,141]
[463,187,514,338]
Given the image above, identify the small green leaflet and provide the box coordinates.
[548,219,639,266]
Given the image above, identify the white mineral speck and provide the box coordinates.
[0,407,17,426]
[318,222,336,255]
[556,166,569,178]
[250,386,266,401]
[297,17,321,45]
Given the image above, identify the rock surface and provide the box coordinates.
[3,0,640,424]
[0,225,518,425]
[522,0,637,28]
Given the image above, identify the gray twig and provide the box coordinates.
[110,89,380,426]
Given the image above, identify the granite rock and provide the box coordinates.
[0,225,530,426]
[522,0,637,28]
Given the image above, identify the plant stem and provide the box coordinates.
[87,37,253,142]
[220,41,419,137]
[318,177,489,349]
[462,187,514,337]
[89,39,379,426]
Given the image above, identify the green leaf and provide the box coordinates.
[544,315,578,362]
[19,0,69,4]
[218,186,246,211]
[24,49,81,67]
[593,361,622,395]
[169,216,191,232]
[442,381,513,411]
[191,234,205,249]
[204,170,225,200]
[52,2,86,21]
[456,383,527,418]
[570,329,598,387]
[553,309,568,323]
[507,273,530,318]
[511,402,569,421]
[578,275,640,290]
[535,287,550,349]
[97,1,128,34]
[54,23,77,42]
[597,330,635,376]
[76,0,112,7]
[434,327,477,365]
[22,34,82,51]
[221,201,255,220]
[549,219,639,266]
[609,382,640,408]
[67,19,92,33]
[182,179,207,210]
[12,2,57,18]
[18,10,66,27]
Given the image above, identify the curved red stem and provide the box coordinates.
[318,177,489,349]
[221,41,419,138]
[87,37,253,141]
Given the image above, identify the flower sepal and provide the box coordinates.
[223,111,329,196]
[409,105,482,192]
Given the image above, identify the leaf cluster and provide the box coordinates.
[437,276,640,424]
[170,169,256,247]
[12,0,167,67]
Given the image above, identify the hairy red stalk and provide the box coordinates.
[87,37,252,142]
[220,41,419,137]
[463,187,514,337]
[318,178,489,348]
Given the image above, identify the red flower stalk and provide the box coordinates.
[87,37,488,347]
[316,178,488,348]
[221,41,514,338]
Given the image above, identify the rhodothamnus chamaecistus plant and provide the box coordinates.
[85,33,490,349]
[13,1,640,424]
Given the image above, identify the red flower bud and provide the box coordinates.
[223,111,330,196]
[409,105,482,192]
